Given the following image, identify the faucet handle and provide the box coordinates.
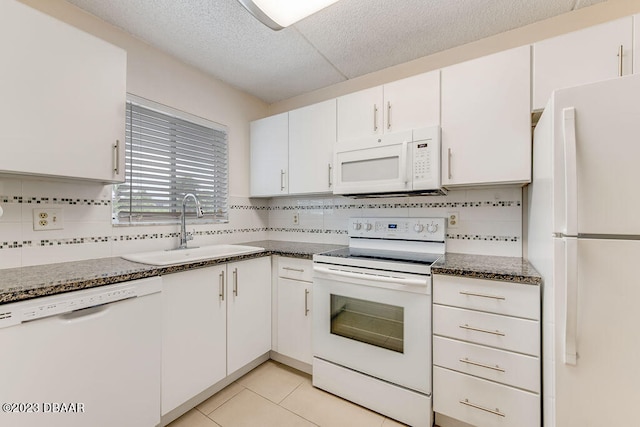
[186,231,194,241]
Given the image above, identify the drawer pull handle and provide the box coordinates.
[459,291,506,301]
[459,324,505,336]
[459,358,505,373]
[459,399,505,417]
[283,267,305,272]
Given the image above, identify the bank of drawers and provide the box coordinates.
[433,274,541,427]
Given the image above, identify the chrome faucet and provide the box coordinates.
[178,193,204,249]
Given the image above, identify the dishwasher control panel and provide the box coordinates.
[0,277,161,328]
[21,288,137,322]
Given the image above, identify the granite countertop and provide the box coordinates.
[0,242,540,305]
[432,252,541,285]
[0,240,345,305]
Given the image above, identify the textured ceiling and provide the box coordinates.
[65,0,605,103]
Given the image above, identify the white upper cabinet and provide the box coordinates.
[533,17,633,111]
[288,99,336,194]
[0,0,126,183]
[250,112,289,197]
[441,46,531,187]
[336,71,440,144]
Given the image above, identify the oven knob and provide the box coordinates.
[427,223,438,233]
[364,223,372,231]
[414,224,424,233]
[353,222,362,230]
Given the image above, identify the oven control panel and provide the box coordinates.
[349,217,446,242]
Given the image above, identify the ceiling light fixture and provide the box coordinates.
[237,0,339,31]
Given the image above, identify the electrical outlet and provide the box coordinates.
[447,211,459,229]
[293,213,300,225]
[33,208,64,231]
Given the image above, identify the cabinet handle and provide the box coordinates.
[280,169,286,191]
[447,148,452,180]
[373,104,378,132]
[459,324,505,337]
[304,288,310,316]
[387,101,391,130]
[233,268,238,296]
[459,291,506,301]
[459,399,505,417]
[113,140,120,174]
[459,357,506,373]
[283,266,305,272]
[618,44,624,77]
[219,270,225,301]
[328,163,333,188]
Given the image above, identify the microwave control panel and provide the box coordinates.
[411,127,441,190]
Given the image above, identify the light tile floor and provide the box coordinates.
[168,360,410,427]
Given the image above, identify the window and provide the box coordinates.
[113,95,228,225]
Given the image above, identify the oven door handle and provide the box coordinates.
[313,265,428,286]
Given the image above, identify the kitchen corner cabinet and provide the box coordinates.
[441,46,531,187]
[533,17,633,111]
[276,257,313,364]
[162,257,271,415]
[0,0,126,183]
[432,274,541,427]
[288,100,336,194]
[336,70,440,144]
[250,112,289,196]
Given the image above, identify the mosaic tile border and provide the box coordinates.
[0,229,519,250]
[0,196,111,206]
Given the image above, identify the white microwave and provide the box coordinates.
[333,126,445,197]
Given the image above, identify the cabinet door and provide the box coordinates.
[533,17,633,111]
[289,99,336,194]
[277,278,312,364]
[161,265,227,415]
[337,86,384,143]
[227,257,272,374]
[441,46,531,187]
[250,112,289,196]
[0,0,126,183]
[383,70,440,133]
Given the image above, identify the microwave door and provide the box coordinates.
[334,142,410,195]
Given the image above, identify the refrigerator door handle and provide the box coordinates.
[563,107,579,236]
[564,236,578,366]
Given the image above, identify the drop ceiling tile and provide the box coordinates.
[294,0,584,79]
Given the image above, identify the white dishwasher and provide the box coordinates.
[0,276,161,427]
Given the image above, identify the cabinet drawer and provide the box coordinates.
[433,305,539,356]
[278,257,313,282]
[433,275,540,320]
[433,336,539,393]
[434,367,540,427]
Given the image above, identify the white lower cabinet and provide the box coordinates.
[162,257,271,416]
[433,274,541,427]
[227,257,272,375]
[275,257,313,365]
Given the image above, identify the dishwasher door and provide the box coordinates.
[0,277,161,427]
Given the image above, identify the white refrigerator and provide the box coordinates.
[528,73,640,427]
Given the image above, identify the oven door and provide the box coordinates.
[333,138,412,195]
[312,264,432,394]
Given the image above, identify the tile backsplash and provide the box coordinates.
[0,176,522,268]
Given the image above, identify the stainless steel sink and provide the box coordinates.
[121,244,265,266]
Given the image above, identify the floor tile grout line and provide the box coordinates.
[203,384,248,422]
[274,380,322,426]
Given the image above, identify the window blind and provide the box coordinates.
[113,99,228,225]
